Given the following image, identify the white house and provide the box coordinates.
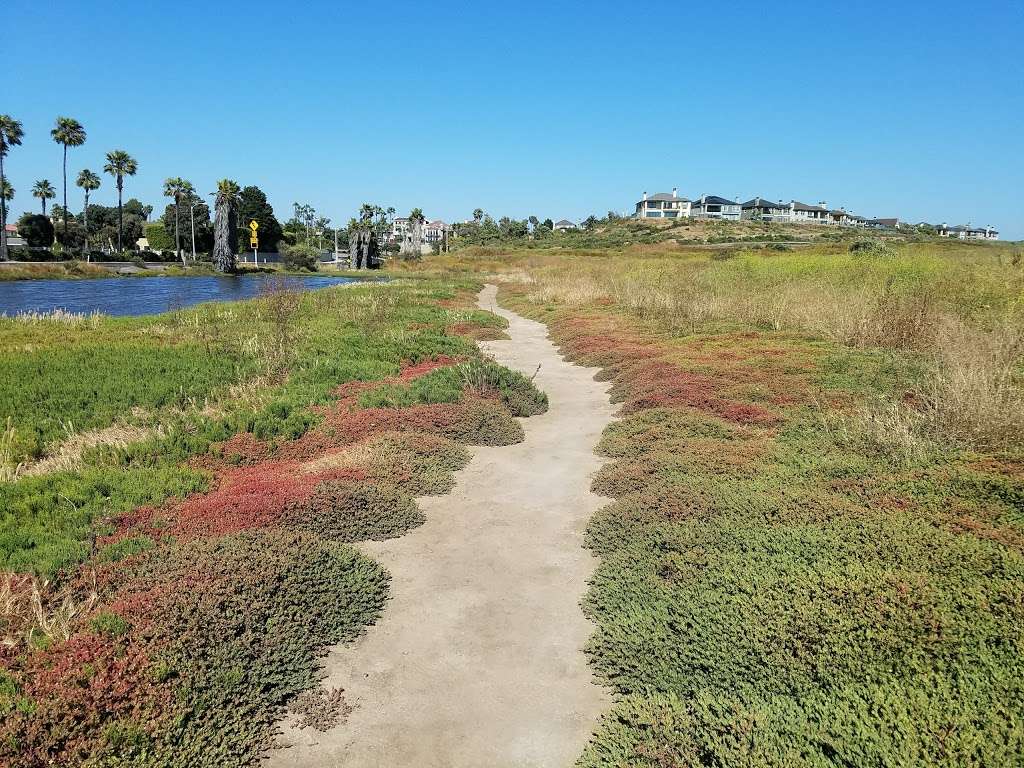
[423,220,449,243]
[830,209,862,227]
[790,201,832,225]
[553,219,578,231]
[389,217,410,243]
[690,195,741,221]
[938,224,999,240]
[741,198,791,222]
[634,189,691,219]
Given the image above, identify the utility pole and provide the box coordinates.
[189,203,198,264]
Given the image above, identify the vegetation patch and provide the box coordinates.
[0,277,547,766]
[487,239,1024,767]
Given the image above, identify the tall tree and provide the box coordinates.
[0,114,23,261]
[50,117,86,247]
[239,186,283,252]
[32,180,56,215]
[163,177,194,266]
[103,150,138,253]
[76,169,101,257]
[212,178,240,273]
[404,207,425,259]
[0,181,13,212]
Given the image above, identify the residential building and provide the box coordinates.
[938,224,999,240]
[553,219,578,231]
[865,217,902,230]
[790,201,832,225]
[390,217,410,243]
[690,195,741,220]
[424,220,449,243]
[830,209,861,227]
[634,189,691,219]
[741,198,791,222]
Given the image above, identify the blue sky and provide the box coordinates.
[4,0,1022,238]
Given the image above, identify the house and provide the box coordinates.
[553,219,578,231]
[741,198,791,222]
[390,217,410,243]
[938,224,999,240]
[423,220,449,243]
[634,189,691,219]
[830,209,861,227]
[790,201,832,225]
[690,195,741,220]
[865,218,901,230]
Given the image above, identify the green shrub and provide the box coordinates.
[284,479,424,541]
[88,612,129,638]
[281,243,319,271]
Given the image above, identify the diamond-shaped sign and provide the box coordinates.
[249,220,259,232]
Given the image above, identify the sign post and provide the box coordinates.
[248,220,259,265]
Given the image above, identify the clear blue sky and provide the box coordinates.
[4,0,1022,238]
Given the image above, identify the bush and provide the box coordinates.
[849,237,896,258]
[284,479,424,541]
[281,243,319,271]
[19,249,57,263]
[143,222,174,252]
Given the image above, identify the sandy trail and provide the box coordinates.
[266,284,613,767]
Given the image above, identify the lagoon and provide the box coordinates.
[0,274,360,317]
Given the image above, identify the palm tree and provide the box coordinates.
[32,180,56,215]
[76,169,101,258]
[163,177,194,266]
[50,117,86,247]
[103,150,138,253]
[0,114,25,261]
[472,208,484,223]
[0,180,14,231]
[212,178,241,273]
[406,208,426,259]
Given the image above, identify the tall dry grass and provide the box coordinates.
[518,246,1024,453]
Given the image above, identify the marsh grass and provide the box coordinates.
[514,245,1024,453]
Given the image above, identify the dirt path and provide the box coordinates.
[266,284,613,767]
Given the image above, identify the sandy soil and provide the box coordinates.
[265,284,614,767]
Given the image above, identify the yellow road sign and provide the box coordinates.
[248,220,259,232]
[250,237,259,247]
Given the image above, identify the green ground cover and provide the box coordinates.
[483,238,1024,767]
[0,279,493,577]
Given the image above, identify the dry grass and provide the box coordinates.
[22,423,158,477]
[1,571,98,649]
[8,308,104,328]
[500,245,1024,454]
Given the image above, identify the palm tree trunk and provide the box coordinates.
[212,196,237,273]
[62,144,68,247]
[174,198,181,259]
[0,152,7,262]
[84,190,90,260]
[42,199,47,215]
[117,178,123,253]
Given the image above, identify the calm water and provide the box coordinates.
[0,274,362,317]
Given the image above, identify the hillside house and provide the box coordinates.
[634,189,691,219]
[830,209,861,227]
[741,198,791,222]
[553,219,578,231]
[866,218,901,230]
[938,224,999,240]
[691,195,741,221]
[424,220,449,243]
[790,201,832,225]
